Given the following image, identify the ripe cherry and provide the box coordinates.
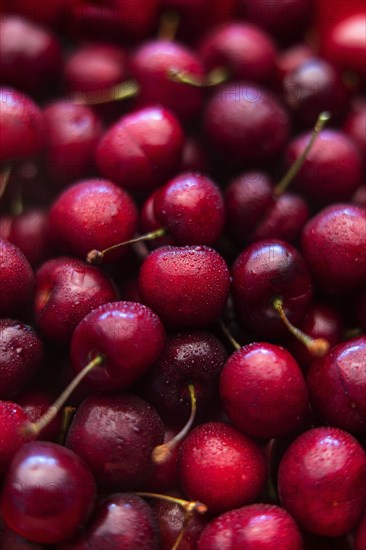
[1,441,96,544]
[278,427,366,536]
[275,42,314,82]
[343,98,366,156]
[0,239,34,317]
[16,387,61,443]
[139,245,230,328]
[0,401,31,477]
[2,209,49,267]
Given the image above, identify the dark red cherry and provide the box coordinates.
[275,42,314,82]
[0,527,45,549]
[16,388,61,443]
[179,422,267,514]
[343,98,366,157]
[284,130,363,202]
[204,82,290,167]
[199,23,276,84]
[66,393,164,490]
[71,301,165,391]
[0,401,30,477]
[220,342,308,439]
[307,336,366,433]
[355,512,366,550]
[301,204,366,294]
[139,245,230,329]
[278,427,366,536]
[232,239,312,339]
[48,179,138,262]
[34,257,118,345]
[0,239,34,317]
[0,87,46,163]
[198,503,303,550]
[0,319,43,400]
[3,210,49,268]
[1,441,96,544]
[43,101,102,186]
[140,190,174,249]
[130,40,204,120]
[96,106,184,193]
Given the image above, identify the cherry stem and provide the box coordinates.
[158,9,180,41]
[71,80,139,105]
[22,355,104,437]
[58,406,76,445]
[151,384,197,464]
[0,163,12,199]
[168,66,229,88]
[271,296,330,357]
[219,320,241,351]
[273,111,331,197]
[134,492,207,515]
[86,227,167,265]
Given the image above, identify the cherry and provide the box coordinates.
[275,42,314,82]
[43,101,102,186]
[284,129,363,202]
[33,256,118,345]
[48,179,138,262]
[352,183,366,208]
[198,503,303,550]
[0,87,46,163]
[1,441,96,544]
[96,106,184,193]
[220,342,308,439]
[355,512,366,550]
[0,401,30,477]
[139,245,230,328]
[2,209,49,268]
[301,204,366,294]
[16,387,61,443]
[58,493,160,550]
[343,98,366,156]
[0,239,34,317]
[139,189,175,250]
[307,336,366,433]
[0,319,43,399]
[0,528,45,549]
[66,393,164,490]
[203,82,290,166]
[179,422,267,514]
[278,427,366,536]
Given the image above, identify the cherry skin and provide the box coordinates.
[179,422,267,514]
[231,239,312,339]
[0,239,34,317]
[140,189,175,249]
[70,301,165,391]
[199,22,277,84]
[43,101,102,186]
[198,503,303,550]
[33,257,118,345]
[48,179,138,262]
[284,130,363,203]
[66,393,164,490]
[139,245,230,329]
[278,427,366,536]
[16,387,61,443]
[96,106,184,193]
[3,209,49,268]
[307,336,366,433]
[0,319,43,399]
[355,512,366,550]
[58,493,160,550]
[0,527,45,549]
[220,342,308,439]
[275,42,314,82]
[343,98,366,157]
[301,204,366,294]
[0,87,46,163]
[203,82,290,167]
[0,401,31,477]
[1,441,96,544]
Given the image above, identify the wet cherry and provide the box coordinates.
[0,239,34,317]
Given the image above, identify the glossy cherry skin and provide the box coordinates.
[231,239,313,339]
[179,422,267,514]
[307,336,366,433]
[34,257,118,345]
[285,130,363,203]
[96,106,184,193]
[66,393,164,490]
[278,427,366,536]
[0,87,46,163]
[139,246,230,329]
[355,512,366,550]
[70,301,165,391]
[153,173,225,245]
[2,210,49,268]
[1,441,96,544]
[198,504,303,550]
[59,493,160,550]
[220,343,308,439]
[199,23,276,84]
[43,101,102,186]
[130,40,204,120]
[0,401,31,477]
[204,82,289,167]
[48,179,138,262]
[0,239,35,317]
[0,319,43,399]
[301,204,366,294]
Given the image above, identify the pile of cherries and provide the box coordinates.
[1,0,366,548]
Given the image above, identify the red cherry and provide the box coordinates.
[0,401,31,477]
[355,512,366,550]
[343,98,366,156]
[179,422,266,514]
[278,427,366,536]
[3,209,50,268]
[16,388,61,443]
[0,239,34,317]
[275,42,314,82]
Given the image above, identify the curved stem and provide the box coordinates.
[168,66,229,88]
[158,10,180,41]
[219,320,241,351]
[58,406,76,445]
[72,80,139,105]
[134,492,207,515]
[0,163,12,199]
